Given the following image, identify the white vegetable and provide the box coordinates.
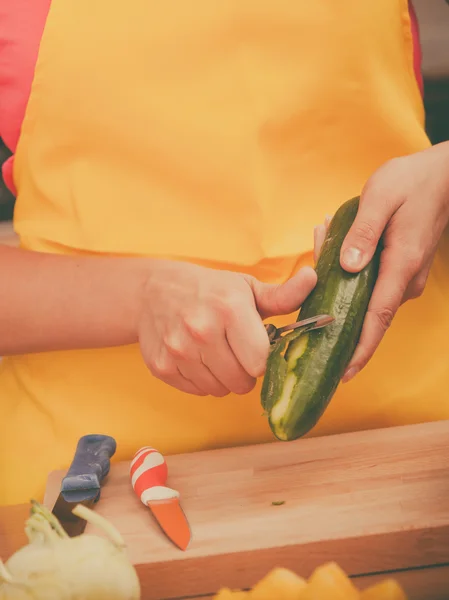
[0,500,141,599]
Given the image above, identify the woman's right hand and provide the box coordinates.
[137,260,317,397]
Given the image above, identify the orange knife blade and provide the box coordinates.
[146,497,190,551]
[130,447,191,551]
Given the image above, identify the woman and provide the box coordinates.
[1,0,449,506]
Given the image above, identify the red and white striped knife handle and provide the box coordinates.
[130,447,180,505]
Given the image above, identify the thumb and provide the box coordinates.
[248,266,317,319]
[340,187,396,273]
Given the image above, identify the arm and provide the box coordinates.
[0,1,151,356]
[0,242,318,398]
[0,245,149,355]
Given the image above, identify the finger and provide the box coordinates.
[147,343,207,396]
[341,253,410,382]
[250,266,318,319]
[401,257,433,304]
[340,188,399,273]
[225,300,272,379]
[164,319,230,395]
[181,311,255,394]
[170,369,209,396]
[177,359,230,397]
[202,337,257,395]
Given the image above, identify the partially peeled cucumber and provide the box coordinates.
[261,196,381,441]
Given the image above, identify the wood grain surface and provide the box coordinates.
[1,504,448,599]
[43,420,449,599]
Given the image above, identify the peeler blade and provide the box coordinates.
[265,314,335,344]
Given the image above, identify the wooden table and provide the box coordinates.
[2,511,449,599]
[2,421,444,599]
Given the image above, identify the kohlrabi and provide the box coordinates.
[0,500,141,599]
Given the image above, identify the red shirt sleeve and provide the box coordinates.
[409,1,424,96]
[0,1,423,198]
[0,0,51,196]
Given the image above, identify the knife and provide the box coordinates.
[130,447,191,551]
[52,434,117,537]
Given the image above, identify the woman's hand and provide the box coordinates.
[316,142,449,383]
[137,260,317,397]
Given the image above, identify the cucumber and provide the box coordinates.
[261,196,380,441]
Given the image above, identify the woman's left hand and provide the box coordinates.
[314,141,449,383]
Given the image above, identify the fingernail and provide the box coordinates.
[342,366,359,383]
[343,247,362,269]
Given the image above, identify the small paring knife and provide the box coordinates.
[130,447,191,551]
[51,434,117,537]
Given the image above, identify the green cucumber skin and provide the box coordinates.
[265,196,380,441]
[261,336,288,414]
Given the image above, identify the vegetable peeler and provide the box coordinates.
[130,447,191,551]
[265,314,335,345]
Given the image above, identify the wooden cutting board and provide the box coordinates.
[44,420,449,600]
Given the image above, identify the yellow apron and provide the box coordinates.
[2,0,449,506]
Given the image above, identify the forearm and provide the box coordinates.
[0,245,150,355]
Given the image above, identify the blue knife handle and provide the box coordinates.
[61,434,117,499]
